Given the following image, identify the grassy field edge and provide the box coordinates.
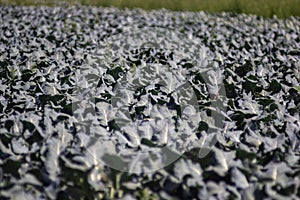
[1,0,300,18]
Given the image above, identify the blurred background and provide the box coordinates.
[0,0,300,18]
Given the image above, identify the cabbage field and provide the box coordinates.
[0,6,300,200]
